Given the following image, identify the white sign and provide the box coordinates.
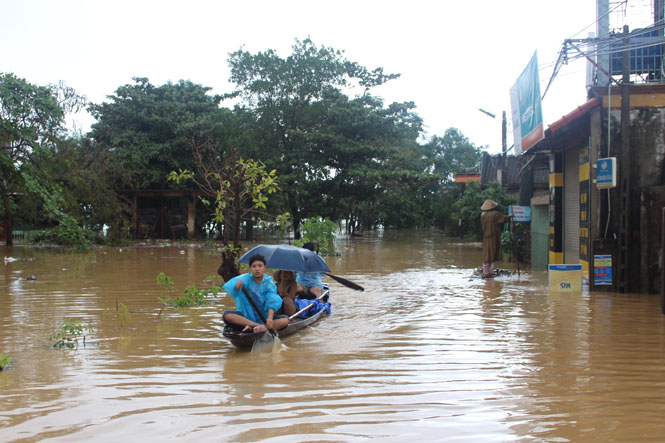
[549,264,583,292]
[509,205,531,222]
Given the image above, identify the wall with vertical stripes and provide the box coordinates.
[549,152,563,264]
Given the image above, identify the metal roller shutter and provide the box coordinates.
[564,149,580,264]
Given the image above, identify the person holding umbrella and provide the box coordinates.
[222,254,289,333]
[480,199,513,278]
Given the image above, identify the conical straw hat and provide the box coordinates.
[481,199,498,211]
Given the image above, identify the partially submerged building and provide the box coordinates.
[521,20,665,295]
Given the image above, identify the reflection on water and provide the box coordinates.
[2,233,665,441]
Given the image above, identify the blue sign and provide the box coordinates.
[593,255,613,285]
[549,264,583,272]
[596,157,616,189]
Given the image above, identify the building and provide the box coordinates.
[513,0,665,297]
[524,83,665,294]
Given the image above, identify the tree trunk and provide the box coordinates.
[1,188,13,247]
[232,184,242,250]
[245,214,254,241]
[217,245,240,282]
[222,206,230,243]
[287,190,301,239]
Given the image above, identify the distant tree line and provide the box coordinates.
[1,38,501,249]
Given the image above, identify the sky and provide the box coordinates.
[2,0,600,153]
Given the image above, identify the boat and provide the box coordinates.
[222,285,330,348]
[470,268,515,279]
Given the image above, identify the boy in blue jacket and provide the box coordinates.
[222,253,289,333]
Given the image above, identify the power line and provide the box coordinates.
[542,14,665,99]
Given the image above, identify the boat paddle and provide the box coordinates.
[240,286,279,351]
[324,273,364,291]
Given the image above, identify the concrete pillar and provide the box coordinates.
[187,196,196,238]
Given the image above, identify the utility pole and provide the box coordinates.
[502,111,507,154]
[617,25,631,292]
[478,108,506,154]
[597,0,610,86]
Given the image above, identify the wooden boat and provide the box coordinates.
[471,268,515,278]
[223,285,330,348]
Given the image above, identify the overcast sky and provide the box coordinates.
[2,0,598,153]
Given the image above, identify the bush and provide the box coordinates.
[0,353,12,370]
[31,221,96,249]
[51,319,92,349]
[295,217,338,255]
[157,273,222,307]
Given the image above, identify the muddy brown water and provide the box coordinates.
[2,230,665,442]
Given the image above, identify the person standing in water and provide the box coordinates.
[480,199,513,278]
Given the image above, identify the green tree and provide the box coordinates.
[227,38,400,237]
[425,128,482,182]
[448,181,516,240]
[0,73,84,246]
[317,95,429,232]
[169,144,279,281]
[426,128,483,229]
[296,217,339,255]
[29,135,132,243]
[89,78,224,190]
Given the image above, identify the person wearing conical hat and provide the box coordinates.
[480,199,513,278]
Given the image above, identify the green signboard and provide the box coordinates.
[510,51,544,154]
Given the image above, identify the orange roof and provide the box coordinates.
[455,173,481,183]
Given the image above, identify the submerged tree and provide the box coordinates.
[169,143,279,281]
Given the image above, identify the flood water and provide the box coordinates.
[2,230,665,442]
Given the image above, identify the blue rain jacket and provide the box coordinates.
[296,271,323,288]
[223,273,282,324]
[294,298,331,317]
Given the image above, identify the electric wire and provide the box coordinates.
[540,1,663,100]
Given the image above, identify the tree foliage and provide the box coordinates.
[25,135,130,246]
[89,78,223,189]
[425,128,483,181]
[447,181,517,240]
[296,217,339,255]
[227,38,440,235]
[0,73,85,245]
[229,39,393,233]
[2,43,502,248]
[169,144,279,280]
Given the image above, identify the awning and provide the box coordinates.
[526,97,601,154]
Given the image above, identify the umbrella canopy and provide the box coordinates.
[238,244,331,273]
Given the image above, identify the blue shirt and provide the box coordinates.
[223,273,282,324]
[296,271,323,288]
